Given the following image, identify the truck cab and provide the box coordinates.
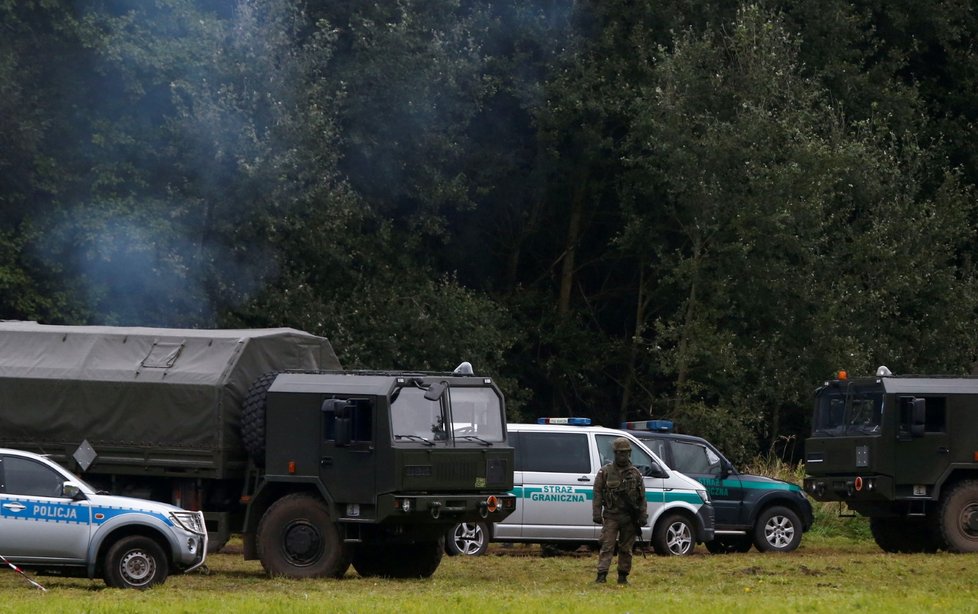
[245,369,516,578]
[804,367,978,553]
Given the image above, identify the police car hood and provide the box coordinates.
[85,492,186,515]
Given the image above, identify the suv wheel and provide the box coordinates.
[652,513,695,556]
[445,522,490,556]
[753,506,802,552]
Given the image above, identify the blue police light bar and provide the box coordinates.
[621,420,673,432]
[537,417,592,426]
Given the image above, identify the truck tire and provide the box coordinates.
[257,493,350,578]
[870,516,939,553]
[445,522,490,556]
[938,480,978,552]
[352,541,444,578]
[241,372,278,467]
[651,513,695,556]
[753,506,802,553]
[103,535,169,589]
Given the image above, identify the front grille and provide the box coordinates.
[436,461,477,482]
[405,465,433,478]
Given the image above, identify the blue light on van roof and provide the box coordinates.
[621,420,673,432]
[537,417,592,426]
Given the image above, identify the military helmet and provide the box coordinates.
[612,437,632,452]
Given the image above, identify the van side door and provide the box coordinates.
[518,431,597,540]
[595,434,664,538]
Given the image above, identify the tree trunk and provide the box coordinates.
[557,177,587,316]
[675,238,702,401]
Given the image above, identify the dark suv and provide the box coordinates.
[627,426,814,553]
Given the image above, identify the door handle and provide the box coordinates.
[2,502,26,512]
[321,456,334,466]
[577,476,591,482]
[937,446,950,454]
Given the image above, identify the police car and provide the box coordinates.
[0,448,207,588]
[624,422,814,553]
[445,419,714,556]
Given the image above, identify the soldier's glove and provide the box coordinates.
[593,515,603,524]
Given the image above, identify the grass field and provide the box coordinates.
[2,533,977,613]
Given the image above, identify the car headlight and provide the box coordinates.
[696,489,710,503]
[170,511,205,535]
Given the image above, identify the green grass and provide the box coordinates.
[2,534,978,613]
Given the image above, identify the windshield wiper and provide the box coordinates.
[456,435,493,446]
[395,434,435,447]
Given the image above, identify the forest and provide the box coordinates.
[2,0,977,461]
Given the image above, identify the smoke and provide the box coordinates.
[34,205,277,328]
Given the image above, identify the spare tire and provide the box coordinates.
[241,372,279,467]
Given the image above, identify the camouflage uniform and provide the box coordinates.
[592,438,648,585]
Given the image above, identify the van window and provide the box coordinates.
[640,437,669,465]
[517,432,590,473]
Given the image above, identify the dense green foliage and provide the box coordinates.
[2,1,977,458]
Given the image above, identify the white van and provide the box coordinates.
[445,420,715,556]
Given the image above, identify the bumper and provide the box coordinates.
[804,474,894,503]
[172,511,208,573]
[696,503,716,542]
[375,493,517,525]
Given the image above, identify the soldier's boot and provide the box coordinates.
[617,572,629,585]
[595,572,608,584]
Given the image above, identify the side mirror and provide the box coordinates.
[424,381,448,402]
[720,460,734,478]
[62,482,85,501]
[642,461,669,479]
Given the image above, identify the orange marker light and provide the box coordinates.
[854,476,863,491]
[288,461,296,474]
[838,370,848,381]
[486,495,498,513]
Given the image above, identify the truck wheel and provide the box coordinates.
[257,493,350,578]
[389,541,444,578]
[938,480,978,552]
[870,516,939,553]
[241,372,278,467]
[870,517,904,552]
[753,506,802,553]
[651,513,695,556]
[353,541,444,578]
[445,522,489,556]
[351,544,385,577]
[103,535,169,589]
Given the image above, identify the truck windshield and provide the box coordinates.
[813,383,884,437]
[390,386,505,444]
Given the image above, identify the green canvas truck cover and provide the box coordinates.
[0,321,340,473]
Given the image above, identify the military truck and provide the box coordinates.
[804,366,978,553]
[0,321,515,578]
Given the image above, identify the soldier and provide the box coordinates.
[592,437,648,585]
